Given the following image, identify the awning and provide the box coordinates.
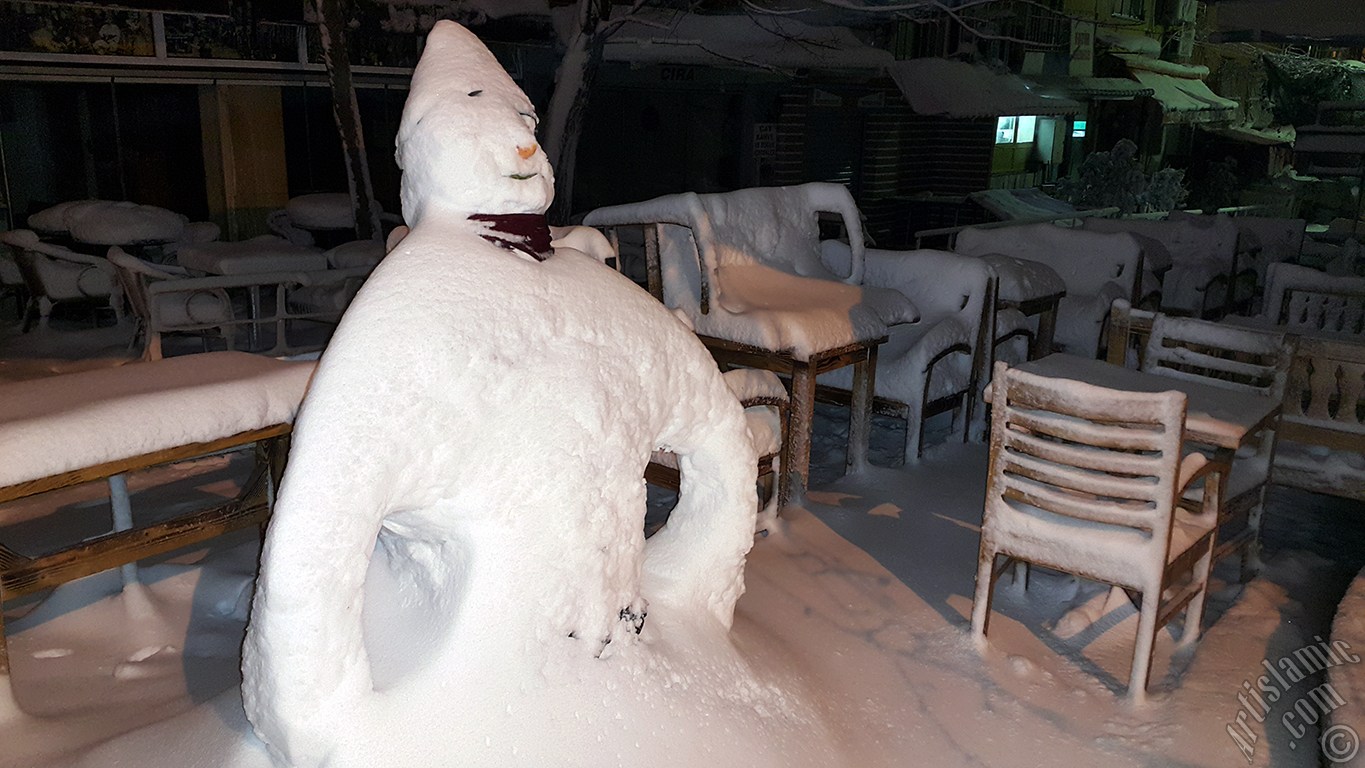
[886,58,1082,118]
[1198,124,1296,146]
[1116,54,1238,124]
[1033,75,1154,101]
[591,9,893,71]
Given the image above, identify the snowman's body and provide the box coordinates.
[239,21,840,768]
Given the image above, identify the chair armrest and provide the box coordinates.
[145,270,311,294]
[1177,453,1228,518]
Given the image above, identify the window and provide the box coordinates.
[1071,120,1088,138]
[1113,0,1145,20]
[995,115,1039,144]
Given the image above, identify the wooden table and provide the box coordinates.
[0,353,313,674]
[699,334,884,508]
[998,290,1064,359]
[1003,353,1281,564]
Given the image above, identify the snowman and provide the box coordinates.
[239,20,809,768]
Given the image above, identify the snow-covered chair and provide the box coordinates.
[0,229,123,331]
[1261,262,1365,336]
[647,368,787,517]
[1223,216,1306,311]
[956,223,1142,358]
[972,361,1223,698]
[817,243,992,460]
[583,183,920,499]
[265,208,315,247]
[1111,303,1293,578]
[107,247,233,360]
[1083,216,1234,318]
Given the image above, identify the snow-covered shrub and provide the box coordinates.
[1057,139,1188,215]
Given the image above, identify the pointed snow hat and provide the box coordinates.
[396,21,555,225]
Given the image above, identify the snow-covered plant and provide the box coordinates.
[1143,167,1189,213]
[1057,139,1188,214]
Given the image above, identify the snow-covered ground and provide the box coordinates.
[1,317,1362,768]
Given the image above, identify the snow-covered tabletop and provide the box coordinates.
[176,237,328,276]
[30,201,188,246]
[285,193,371,231]
[1003,354,1279,450]
[0,352,315,489]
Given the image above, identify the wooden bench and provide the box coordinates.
[0,352,314,674]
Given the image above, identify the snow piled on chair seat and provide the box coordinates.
[703,263,902,357]
[0,352,315,488]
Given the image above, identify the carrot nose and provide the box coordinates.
[517,144,537,160]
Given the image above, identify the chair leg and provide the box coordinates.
[1181,539,1216,647]
[0,597,8,675]
[903,400,924,465]
[970,546,1000,640]
[1241,491,1268,581]
[1128,585,1161,698]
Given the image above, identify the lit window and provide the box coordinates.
[995,116,1018,144]
[1071,120,1088,138]
[995,115,1040,144]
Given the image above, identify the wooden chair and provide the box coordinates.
[584,183,918,502]
[972,361,1224,698]
[1262,262,1365,336]
[0,229,123,331]
[957,222,1142,359]
[107,247,233,360]
[1113,305,1293,577]
[646,368,787,521]
[109,247,369,359]
[817,243,993,461]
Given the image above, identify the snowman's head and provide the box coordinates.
[396,21,554,226]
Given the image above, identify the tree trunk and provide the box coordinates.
[544,0,609,224]
[315,0,383,241]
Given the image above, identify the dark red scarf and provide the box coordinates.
[469,213,552,262]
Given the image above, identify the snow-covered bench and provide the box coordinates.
[0,352,315,674]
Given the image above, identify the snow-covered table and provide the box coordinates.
[176,238,328,276]
[0,352,315,675]
[700,333,883,505]
[1002,353,1281,565]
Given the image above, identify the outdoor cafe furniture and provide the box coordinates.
[817,242,992,462]
[583,183,919,505]
[121,240,363,357]
[0,229,122,331]
[957,222,1142,359]
[1083,215,1235,318]
[972,360,1223,698]
[646,368,787,517]
[176,236,328,275]
[107,247,234,360]
[0,351,313,676]
[28,200,187,249]
[1099,302,1292,577]
[1223,265,1365,501]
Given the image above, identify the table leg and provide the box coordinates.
[0,594,7,675]
[847,344,877,475]
[248,286,263,351]
[1032,306,1057,360]
[786,360,817,503]
[108,475,140,587]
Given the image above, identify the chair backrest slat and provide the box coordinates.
[1144,314,1292,400]
[988,362,1186,537]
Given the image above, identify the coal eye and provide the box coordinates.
[467,90,483,97]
